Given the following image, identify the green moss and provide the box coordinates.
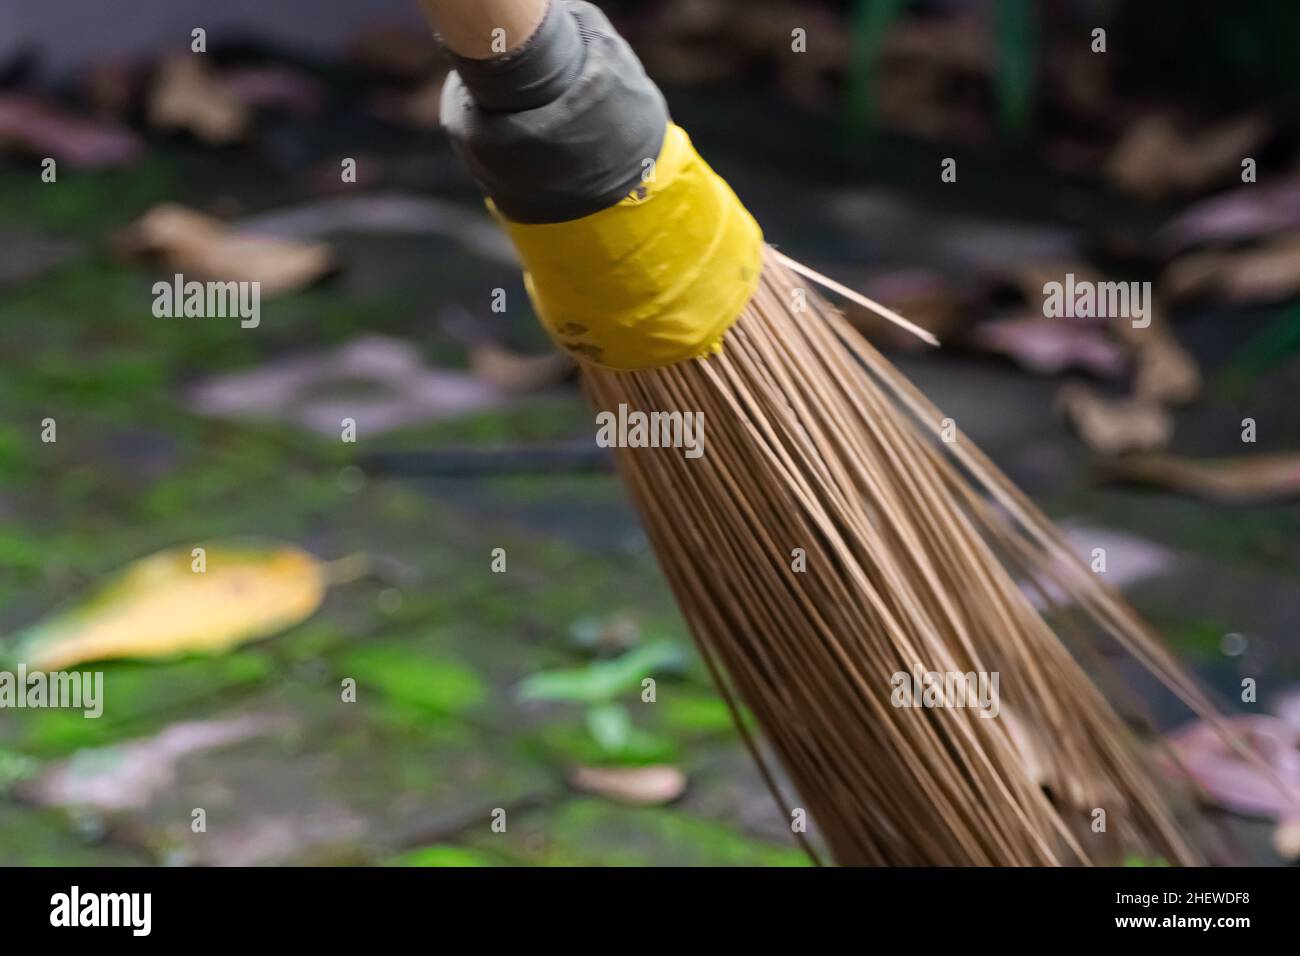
[1154,618,1231,660]
[0,747,39,793]
[559,800,808,867]
[471,799,808,867]
[385,844,504,867]
[1062,488,1300,576]
[0,527,73,578]
[659,689,739,735]
[0,423,26,482]
[0,804,147,866]
[5,653,274,757]
[529,720,679,768]
[131,443,344,528]
[339,643,487,716]
[273,623,349,662]
[22,350,167,411]
[379,395,587,447]
[0,157,176,236]
[368,700,476,747]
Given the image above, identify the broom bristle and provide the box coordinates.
[582,248,1209,866]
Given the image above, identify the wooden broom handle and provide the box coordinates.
[418,0,550,60]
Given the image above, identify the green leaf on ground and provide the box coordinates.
[516,641,685,704]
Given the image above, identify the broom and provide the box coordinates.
[418,0,1218,865]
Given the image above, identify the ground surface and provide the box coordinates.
[0,84,1296,866]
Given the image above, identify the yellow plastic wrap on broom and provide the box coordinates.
[492,124,763,371]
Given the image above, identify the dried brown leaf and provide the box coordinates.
[1058,384,1173,456]
[1106,112,1270,199]
[221,65,324,116]
[1160,177,1300,255]
[967,315,1128,377]
[468,341,573,392]
[116,203,335,296]
[1106,302,1201,405]
[0,94,142,168]
[569,764,687,806]
[844,270,969,350]
[1132,329,1200,405]
[148,54,249,145]
[1275,820,1300,863]
[1163,234,1300,305]
[1105,451,1300,503]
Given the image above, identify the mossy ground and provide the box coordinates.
[1,105,1296,865]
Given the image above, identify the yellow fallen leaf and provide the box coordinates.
[12,543,327,670]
